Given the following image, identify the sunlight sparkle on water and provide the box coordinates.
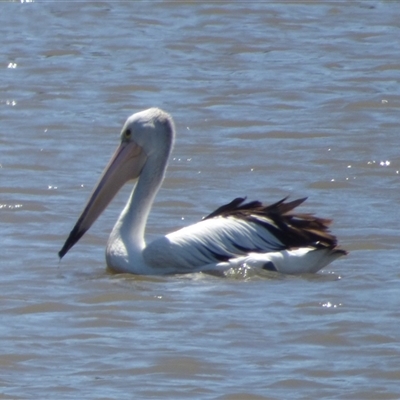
[321,301,342,308]
[367,160,391,167]
[0,204,23,210]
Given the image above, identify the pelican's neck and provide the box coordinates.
[112,151,169,253]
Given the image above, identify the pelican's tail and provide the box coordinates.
[214,247,346,274]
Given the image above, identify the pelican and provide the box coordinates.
[59,107,347,275]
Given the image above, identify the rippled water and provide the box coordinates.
[1,2,400,399]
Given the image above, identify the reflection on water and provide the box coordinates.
[1,1,400,399]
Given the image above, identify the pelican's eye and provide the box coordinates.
[124,129,132,139]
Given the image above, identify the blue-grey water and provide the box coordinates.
[1,2,400,399]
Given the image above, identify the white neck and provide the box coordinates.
[107,146,171,271]
[122,157,165,247]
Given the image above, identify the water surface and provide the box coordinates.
[1,2,400,399]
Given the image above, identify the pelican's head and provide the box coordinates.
[58,107,175,259]
[121,107,175,161]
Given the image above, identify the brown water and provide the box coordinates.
[1,2,400,399]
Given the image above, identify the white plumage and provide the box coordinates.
[59,108,346,275]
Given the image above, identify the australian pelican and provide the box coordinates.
[59,108,346,274]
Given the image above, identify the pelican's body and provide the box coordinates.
[59,108,346,275]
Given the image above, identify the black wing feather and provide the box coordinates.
[204,197,347,253]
